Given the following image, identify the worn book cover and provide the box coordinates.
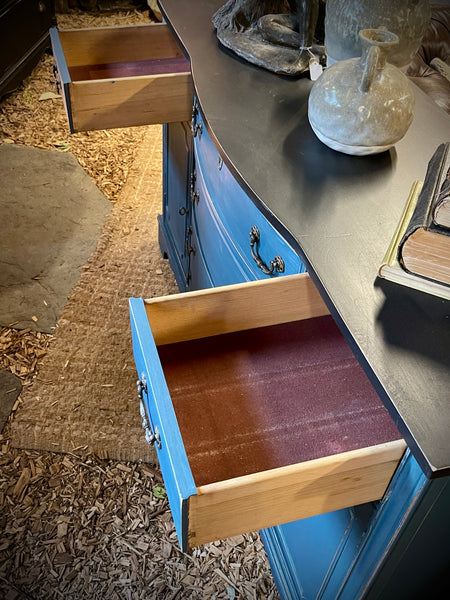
[401,142,449,237]
[396,143,450,288]
[378,179,450,300]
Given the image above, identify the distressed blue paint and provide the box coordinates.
[193,119,306,282]
[49,28,74,134]
[260,526,301,600]
[192,164,255,286]
[129,298,197,552]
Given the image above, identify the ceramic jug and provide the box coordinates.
[324,0,430,67]
[308,29,415,156]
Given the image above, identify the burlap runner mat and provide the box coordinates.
[10,125,179,462]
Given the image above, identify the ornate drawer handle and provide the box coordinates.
[249,225,285,276]
[137,376,161,449]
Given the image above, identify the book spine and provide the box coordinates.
[399,143,450,250]
[432,153,450,230]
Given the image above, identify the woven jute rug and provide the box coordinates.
[10,125,179,462]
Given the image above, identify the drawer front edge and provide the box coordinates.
[129,297,197,551]
[187,440,406,548]
[69,72,193,132]
[50,27,74,133]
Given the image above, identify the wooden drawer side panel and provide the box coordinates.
[145,273,330,345]
[58,23,187,67]
[188,440,406,548]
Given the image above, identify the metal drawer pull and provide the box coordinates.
[249,225,285,275]
[137,376,161,449]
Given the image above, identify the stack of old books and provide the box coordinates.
[379,142,450,300]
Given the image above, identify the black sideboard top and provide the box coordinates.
[159,0,450,478]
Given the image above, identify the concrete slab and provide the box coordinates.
[0,144,111,332]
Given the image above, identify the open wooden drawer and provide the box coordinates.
[129,274,406,551]
[50,23,193,132]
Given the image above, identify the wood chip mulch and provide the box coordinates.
[0,447,277,600]
[0,7,281,599]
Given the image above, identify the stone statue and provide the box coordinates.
[212,0,324,75]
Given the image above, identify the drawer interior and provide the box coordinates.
[58,23,190,80]
[158,315,402,487]
[51,23,193,131]
[133,274,405,549]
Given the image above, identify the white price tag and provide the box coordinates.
[309,59,323,81]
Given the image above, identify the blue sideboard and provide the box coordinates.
[157,106,449,598]
[49,2,450,595]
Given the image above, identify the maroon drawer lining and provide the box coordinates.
[68,56,190,81]
[157,315,401,487]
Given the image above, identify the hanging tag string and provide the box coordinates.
[299,47,315,58]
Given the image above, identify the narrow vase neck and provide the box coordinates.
[359,28,399,70]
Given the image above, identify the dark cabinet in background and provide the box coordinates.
[0,0,55,98]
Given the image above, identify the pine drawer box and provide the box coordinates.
[129,273,405,552]
[50,23,193,133]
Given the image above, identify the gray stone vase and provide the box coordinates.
[308,29,415,156]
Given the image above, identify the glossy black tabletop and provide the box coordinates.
[160,0,450,477]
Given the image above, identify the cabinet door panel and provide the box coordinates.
[261,504,376,600]
[160,122,192,289]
